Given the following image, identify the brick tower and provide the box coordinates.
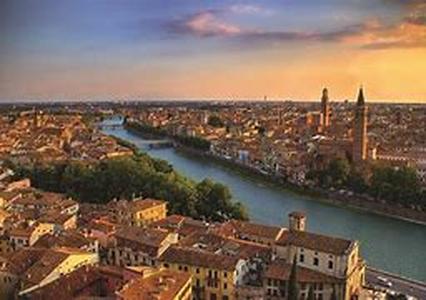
[352,87,368,163]
[321,88,330,128]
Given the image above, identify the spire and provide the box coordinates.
[357,86,365,106]
[321,87,329,102]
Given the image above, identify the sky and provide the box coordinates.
[0,0,425,102]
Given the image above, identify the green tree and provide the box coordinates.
[11,155,248,221]
[327,158,351,187]
[347,170,368,193]
[287,256,298,300]
[370,165,422,206]
[207,115,224,128]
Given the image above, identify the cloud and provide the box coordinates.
[341,2,426,49]
[168,10,241,37]
[344,22,426,49]
[167,6,426,49]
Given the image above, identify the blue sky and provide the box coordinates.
[1,0,425,101]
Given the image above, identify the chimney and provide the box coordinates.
[288,211,306,231]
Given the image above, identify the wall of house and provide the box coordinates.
[162,262,236,300]
[134,204,167,226]
[19,251,99,296]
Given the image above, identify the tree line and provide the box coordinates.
[11,154,248,222]
[307,158,425,209]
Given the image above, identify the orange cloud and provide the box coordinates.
[341,20,426,49]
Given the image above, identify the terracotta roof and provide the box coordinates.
[115,226,170,248]
[151,215,207,238]
[9,224,34,238]
[179,232,272,260]
[277,230,354,255]
[33,231,94,249]
[114,226,172,256]
[118,269,191,300]
[221,220,284,241]
[22,249,69,289]
[151,214,185,229]
[264,259,342,284]
[5,248,46,275]
[23,265,124,300]
[130,198,166,213]
[160,246,241,271]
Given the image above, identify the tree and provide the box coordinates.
[10,155,248,221]
[327,158,351,187]
[287,256,298,300]
[207,115,224,128]
[307,286,315,300]
[370,165,423,206]
[347,170,368,193]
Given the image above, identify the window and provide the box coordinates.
[223,271,227,278]
[210,293,217,300]
[313,257,319,266]
[196,268,200,274]
[299,254,305,263]
[224,283,227,290]
[184,266,188,272]
[178,265,182,270]
[328,261,333,269]
[222,296,229,300]
[164,263,169,268]
[318,294,323,300]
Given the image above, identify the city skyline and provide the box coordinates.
[1,0,426,102]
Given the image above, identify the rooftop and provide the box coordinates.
[118,269,191,300]
[160,245,241,271]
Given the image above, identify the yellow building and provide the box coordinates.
[17,247,99,296]
[118,268,192,300]
[130,198,167,226]
[160,246,247,300]
[9,222,55,249]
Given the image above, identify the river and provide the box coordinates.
[101,120,426,282]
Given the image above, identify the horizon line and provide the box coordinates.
[0,98,426,105]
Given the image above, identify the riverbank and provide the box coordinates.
[174,145,426,225]
[124,121,426,226]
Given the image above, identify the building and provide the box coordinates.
[1,247,99,297]
[117,268,192,300]
[264,259,342,300]
[20,265,126,299]
[130,198,167,226]
[216,220,285,246]
[107,226,178,267]
[352,88,368,163]
[321,88,331,128]
[107,198,167,227]
[160,245,248,300]
[272,213,365,300]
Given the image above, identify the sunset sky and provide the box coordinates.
[0,0,425,102]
